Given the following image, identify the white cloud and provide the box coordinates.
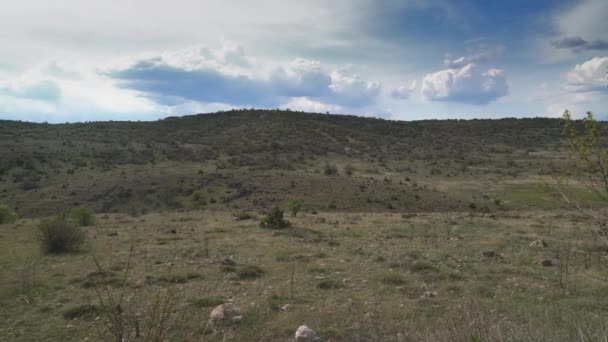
[329,68,381,105]
[565,56,608,92]
[421,63,508,104]
[390,81,417,99]
[283,97,343,113]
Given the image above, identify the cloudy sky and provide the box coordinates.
[1,0,607,122]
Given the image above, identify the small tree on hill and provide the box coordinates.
[554,110,608,246]
[287,199,302,217]
[260,206,291,229]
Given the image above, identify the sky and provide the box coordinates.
[0,0,607,123]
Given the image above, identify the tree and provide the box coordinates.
[259,206,291,229]
[556,110,608,246]
[287,199,302,217]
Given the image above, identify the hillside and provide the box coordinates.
[0,110,571,216]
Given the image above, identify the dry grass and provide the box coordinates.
[1,208,607,340]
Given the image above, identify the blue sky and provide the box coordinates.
[0,0,606,122]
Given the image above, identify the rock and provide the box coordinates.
[540,259,554,267]
[295,325,317,342]
[232,315,243,324]
[209,304,238,325]
[529,240,548,248]
[280,304,292,312]
[422,291,437,298]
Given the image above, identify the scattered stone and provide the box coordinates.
[280,304,292,312]
[295,325,318,342]
[529,240,548,248]
[232,315,243,324]
[208,304,239,325]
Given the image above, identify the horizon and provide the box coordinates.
[1,0,607,123]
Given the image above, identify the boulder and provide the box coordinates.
[295,325,317,342]
[209,304,238,325]
[529,240,548,248]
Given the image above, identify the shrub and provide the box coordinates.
[237,265,265,279]
[0,205,17,224]
[38,216,86,254]
[317,279,344,289]
[69,207,96,226]
[323,163,339,176]
[344,164,355,176]
[381,273,406,285]
[62,304,102,320]
[287,199,302,217]
[259,206,291,229]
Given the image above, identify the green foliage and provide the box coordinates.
[38,216,86,254]
[259,206,291,229]
[0,204,17,224]
[69,207,96,226]
[561,111,608,244]
[286,198,302,217]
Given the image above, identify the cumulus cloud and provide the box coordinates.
[565,56,608,92]
[328,68,381,106]
[551,36,608,51]
[390,81,417,99]
[107,43,383,109]
[421,63,508,104]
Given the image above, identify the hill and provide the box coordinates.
[0,110,570,216]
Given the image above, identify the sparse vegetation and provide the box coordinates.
[0,205,17,224]
[2,111,608,341]
[38,216,86,254]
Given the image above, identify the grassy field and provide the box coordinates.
[1,208,607,341]
[1,111,607,341]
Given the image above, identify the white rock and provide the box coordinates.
[295,325,317,342]
[209,304,237,325]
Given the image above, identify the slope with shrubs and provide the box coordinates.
[0,110,574,216]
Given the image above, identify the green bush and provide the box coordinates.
[287,199,302,217]
[0,205,17,224]
[69,207,96,226]
[38,216,86,254]
[259,206,291,229]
